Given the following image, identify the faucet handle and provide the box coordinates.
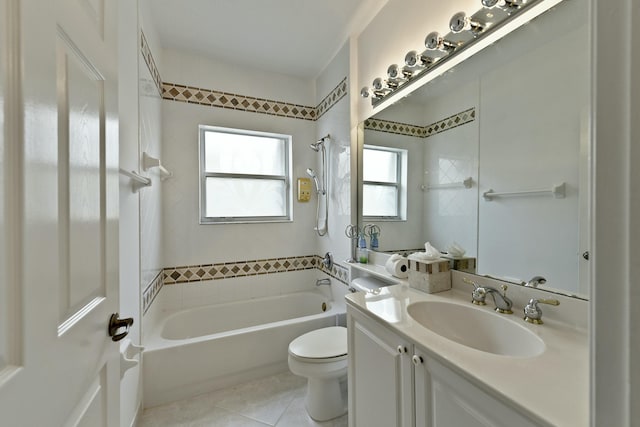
[463,277,487,305]
[500,284,508,297]
[524,298,560,325]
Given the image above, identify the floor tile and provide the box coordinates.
[140,371,315,427]
[274,396,347,427]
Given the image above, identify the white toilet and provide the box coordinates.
[288,326,348,421]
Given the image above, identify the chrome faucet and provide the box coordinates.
[524,298,560,324]
[464,278,513,314]
[525,276,547,288]
[315,278,331,287]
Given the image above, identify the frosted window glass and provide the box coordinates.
[363,184,398,217]
[205,178,286,218]
[204,132,285,175]
[363,149,397,183]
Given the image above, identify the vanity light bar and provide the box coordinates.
[361,0,556,106]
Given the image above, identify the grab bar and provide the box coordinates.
[119,168,151,192]
[423,177,473,191]
[483,182,565,201]
[143,152,173,181]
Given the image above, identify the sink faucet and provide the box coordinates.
[524,298,560,324]
[464,278,513,314]
[525,275,547,288]
[315,278,331,287]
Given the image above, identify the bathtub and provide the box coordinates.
[143,289,342,407]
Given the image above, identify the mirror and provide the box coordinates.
[357,0,589,298]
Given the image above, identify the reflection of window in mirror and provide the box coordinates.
[362,145,407,220]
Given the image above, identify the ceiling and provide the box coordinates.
[149,0,376,78]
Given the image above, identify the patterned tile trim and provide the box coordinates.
[364,118,426,137]
[161,77,348,122]
[424,107,475,137]
[315,77,348,120]
[163,255,319,284]
[316,257,350,285]
[364,107,476,139]
[140,31,163,97]
[162,82,317,120]
[161,254,350,286]
[142,270,164,314]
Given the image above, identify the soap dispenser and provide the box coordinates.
[356,234,368,264]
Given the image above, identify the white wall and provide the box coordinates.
[316,42,353,264]
[160,49,319,266]
[138,5,164,294]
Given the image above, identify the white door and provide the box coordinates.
[0,0,121,425]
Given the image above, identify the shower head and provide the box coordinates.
[306,168,321,192]
[309,135,330,152]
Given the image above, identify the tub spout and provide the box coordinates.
[315,278,331,287]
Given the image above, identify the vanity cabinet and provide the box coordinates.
[348,306,540,427]
[412,346,538,427]
[347,308,413,427]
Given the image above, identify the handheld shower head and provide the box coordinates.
[306,168,320,192]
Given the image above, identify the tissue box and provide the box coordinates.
[441,256,476,274]
[408,258,451,293]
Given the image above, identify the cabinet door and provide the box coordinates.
[413,348,539,427]
[348,310,413,427]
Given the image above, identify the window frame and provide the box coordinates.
[198,125,293,224]
[362,144,406,221]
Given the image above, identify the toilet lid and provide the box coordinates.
[289,326,347,359]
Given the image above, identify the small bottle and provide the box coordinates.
[357,235,368,264]
[370,232,379,251]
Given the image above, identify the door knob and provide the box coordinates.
[108,313,133,342]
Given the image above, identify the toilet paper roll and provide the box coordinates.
[385,255,409,279]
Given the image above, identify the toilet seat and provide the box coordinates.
[288,326,347,361]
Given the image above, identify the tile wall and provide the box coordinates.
[139,31,351,315]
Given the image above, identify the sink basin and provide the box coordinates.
[407,301,545,357]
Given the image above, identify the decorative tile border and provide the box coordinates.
[142,270,164,314]
[364,107,476,139]
[163,255,319,284]
[162,255,349,286]
[424,107,475,137]
[364,118,426,137]
[161,82,318,121]
[316,77,348,120]
[140,31,163,97]
[317,258,350,285]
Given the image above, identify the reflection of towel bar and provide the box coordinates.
[143,152,173,181]
[483,183,565,201]
[423,177,473,191]
[119,168,151,192]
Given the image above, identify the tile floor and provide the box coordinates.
[139,371,348,427]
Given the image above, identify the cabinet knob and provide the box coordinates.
[412,355,424,365]
[397,345,407,354]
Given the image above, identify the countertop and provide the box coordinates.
[345,283,589,427]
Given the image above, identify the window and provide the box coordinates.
[199,126,292,223]
[362,145,407,220]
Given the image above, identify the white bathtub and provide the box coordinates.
[143,289,342,407]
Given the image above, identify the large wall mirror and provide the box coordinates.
[357,0,590,299]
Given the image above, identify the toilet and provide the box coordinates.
[288,326,348,421]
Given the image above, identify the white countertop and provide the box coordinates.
[345,283,589,427]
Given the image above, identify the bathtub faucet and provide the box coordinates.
[315,278,331,287]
